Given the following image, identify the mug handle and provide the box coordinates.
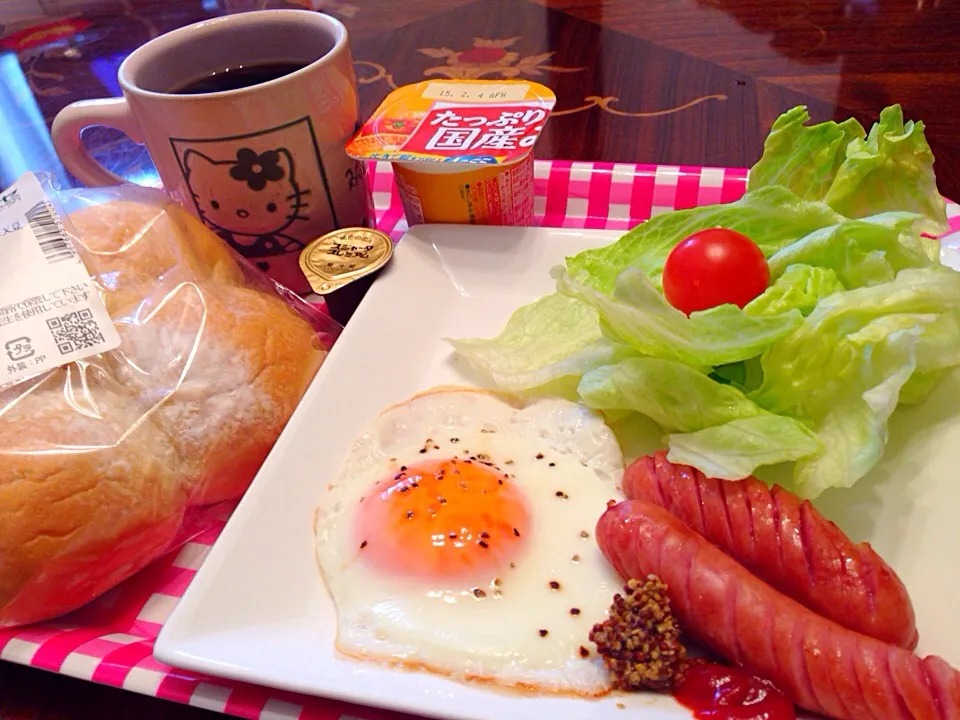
[51,98,146,187]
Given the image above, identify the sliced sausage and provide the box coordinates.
[597,500,960,720]
[622,450,917,649]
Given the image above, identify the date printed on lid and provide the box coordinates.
[0,173,120,387]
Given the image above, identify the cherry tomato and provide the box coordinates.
[662,228,770,315]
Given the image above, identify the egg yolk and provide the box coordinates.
[353,457,529,581]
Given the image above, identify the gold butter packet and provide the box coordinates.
[299,227,394,295]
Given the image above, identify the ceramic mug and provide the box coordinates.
[51,9,372,294]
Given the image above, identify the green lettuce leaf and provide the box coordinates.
[565,186,846,293]
[899,369,951,406]
[792,338,919,498]
[896,308,960,404]
[748,104,948,235]
[554,266,803,367]
[665,415,821,480]
[577,357,766,432]
[446,292,629,392]
[448,104,955,499]
[751,267,960,420]
[747,105,865,201]
[766,212,937,288]
[745,264,844,317]
[824,105,949,235]
[915,307,960,373]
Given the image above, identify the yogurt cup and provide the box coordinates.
[392,151,535,225]
[346,80,555,227]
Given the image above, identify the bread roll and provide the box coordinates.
[0,189,332,625]
[0,367,188,625]
[67,192,244,310]
[72,192,328,504]
[107,282,325,504]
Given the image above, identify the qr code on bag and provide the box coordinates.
[47,309,105,355]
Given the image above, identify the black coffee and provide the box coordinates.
[170,61,307,94]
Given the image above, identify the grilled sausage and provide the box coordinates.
[597,500,960,720]
[623,450,917,649]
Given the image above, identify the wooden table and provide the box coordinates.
[0,0,958,717]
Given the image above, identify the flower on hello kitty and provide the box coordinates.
[229,148,286,190]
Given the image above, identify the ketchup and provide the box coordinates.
[674,662,796,720]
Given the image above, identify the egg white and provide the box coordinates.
[314,387,626,696]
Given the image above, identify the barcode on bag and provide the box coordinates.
[25,200,75,264]
[47,309,105,354]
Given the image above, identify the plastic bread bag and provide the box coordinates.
[0,174,341,627]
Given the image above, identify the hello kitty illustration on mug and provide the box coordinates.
[171,116,368,292]
[184,147,309,256]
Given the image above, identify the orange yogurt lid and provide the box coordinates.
[346,80,557,165]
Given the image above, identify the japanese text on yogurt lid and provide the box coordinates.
[346,80,557,165]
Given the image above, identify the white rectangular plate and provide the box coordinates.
[156,224,960,720]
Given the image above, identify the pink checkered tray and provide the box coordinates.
[1,160,958,720]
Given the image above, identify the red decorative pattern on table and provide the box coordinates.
[0,160,957,720]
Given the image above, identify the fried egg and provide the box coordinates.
[314,387,625,696]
